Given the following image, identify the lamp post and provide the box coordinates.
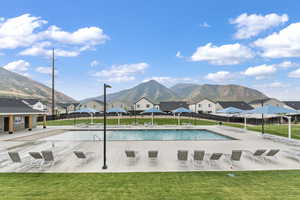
[102,83,111,170]
[261,100,264,135]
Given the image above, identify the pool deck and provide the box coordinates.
[1,125,300,172]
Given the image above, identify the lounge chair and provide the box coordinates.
[8,152,21,163]
[29,152,43,167]
[177,150,188,166]
[192,150,205,167]
[229,150,242,169]
[148,150,158,161]
[73,151,94,163]
[266,149,280,157]
[41,151,55,167]
[253,149,267,157]
[209,153,223,167]
[125,150,139,163]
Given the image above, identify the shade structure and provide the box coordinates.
[107,108,127,125]
[72,108,98,124]
[142,108,164,125]
[244,105,298,139]
[217,107,244,114]
[172,107,193,125]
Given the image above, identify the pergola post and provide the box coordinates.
[8,115,14,134]
[28,115,33,131]
[43,114,47,129]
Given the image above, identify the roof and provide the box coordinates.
[249,98,273,105]
[283,101,300,110]
[190,98,216,105]
[159,101,189,112]
[134,97,155,104]
[57,102,80,108]
[21,99,42,105]
[217,101,253,110]
[0,98,44,114]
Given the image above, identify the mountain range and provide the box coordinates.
[86,80,268,107]
[0,67,75,103]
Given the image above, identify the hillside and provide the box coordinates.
[0,67,76,103]
[84,80,268,106]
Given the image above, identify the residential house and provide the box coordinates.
[189,98,216,113]
[57,102,80,114]
[133,97,158,111]
[0,98,45,134]
[22,99,47,111]
[159,101,189,112]
[249,98,286,109]
[77,99,104,112]
[216,101,253,111]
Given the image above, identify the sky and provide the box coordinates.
[1,0,300,100]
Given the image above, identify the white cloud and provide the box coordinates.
[143,76,193,85]
[36,66,58,75]
[2,60,30,73]
[90,60,100,67]
[19,42,79,57]
[0,14,109,57]
[200,22,211,28]
[230,13,288,39]
[254,23,300,58]
[190,43,254,65]
[288,68,300,78]
[176,51,183,58]
[94,62,149,83]
[243,64,277,79]
[205,71,235,82]
[275,61,299,68]
[0,14,47,49]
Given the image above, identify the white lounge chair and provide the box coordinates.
[209,153,223,167]
[41,151,55,168]
[148,150,158,161]
[125,150,139,163]
[29,152,43,167]
[177,150,188,166]
[229,150,242,169]
[73,151,94,163]
[8,152,21,163]
[192,150,205,167]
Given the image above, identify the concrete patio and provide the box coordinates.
[0,125,300,172]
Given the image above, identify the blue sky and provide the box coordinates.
[1,0,300,100]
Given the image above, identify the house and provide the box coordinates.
[159,101,189,112]
[56,102,80,114]
[249,98,286,109]
[216,101,253,111]
[0,98,46,134]
[21,99,47,111]
[77,99,104,112]
[189,98,216,113]
[133,97,158,111]
[283,101,300,111]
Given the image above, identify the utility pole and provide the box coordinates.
[51,48,55,116]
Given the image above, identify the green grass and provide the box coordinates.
[0,171,300,200]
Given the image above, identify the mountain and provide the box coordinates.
[85,80,179,106]
[84,80,268,106]
[170,83,268,102]
[0,67,76,103]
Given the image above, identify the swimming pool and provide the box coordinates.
[43,129,234,141]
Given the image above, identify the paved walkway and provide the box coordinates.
[0,125,300,172]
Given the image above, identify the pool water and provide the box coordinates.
[44,129,233,141]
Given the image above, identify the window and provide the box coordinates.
[146,104,150,108]
[208,104,211,107]
[198,104,201,108]
[137,104,140,108]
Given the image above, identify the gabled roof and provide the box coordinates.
[217,101,253,110]
[57,102,80,108]
[21,99,42,105]
[159,101,189,112]
[283,101,300,110]
[134,97,155,104]
[0,98,44,114]
[190,98,216,105]
[249,98,273,105]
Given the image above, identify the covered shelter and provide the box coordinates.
[172,107,193,125]
[107,108,127,125]
[244,105,299,139]
[142,108,164,125]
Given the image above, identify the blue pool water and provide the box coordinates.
[44,129,233,141]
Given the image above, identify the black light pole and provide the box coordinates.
[261,100,264,135]
[102,83,111,170]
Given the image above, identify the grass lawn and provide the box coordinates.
[0,171,300,200]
